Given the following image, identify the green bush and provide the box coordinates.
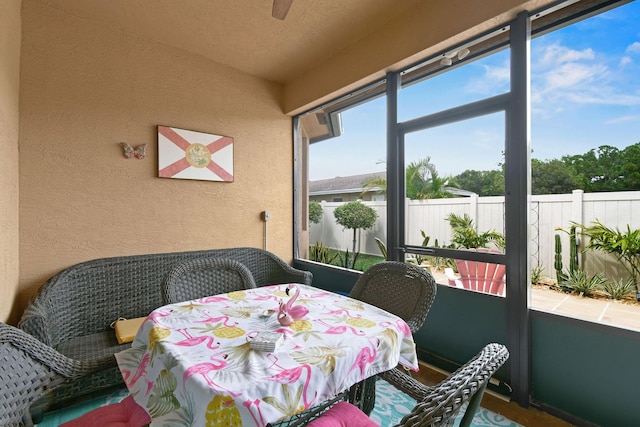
[333,201,378,261]
[601,277,635,300]
[562,269,604,297]
[445,213,505,250]
[309,201,323,224]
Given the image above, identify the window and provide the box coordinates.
[294,0,636,407]
[529,0,640,331]
[296,91,388,270]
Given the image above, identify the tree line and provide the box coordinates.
[435,142,640,197]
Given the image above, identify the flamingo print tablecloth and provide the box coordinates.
[115,284,418,426]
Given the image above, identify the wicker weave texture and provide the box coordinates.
[16,247,312,412]
[0,322,100,427]
[266,376,376,427]
[381,343,510,427]
[163,257,257,303]
[349,261,437,334]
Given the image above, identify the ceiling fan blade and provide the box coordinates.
[272,0,293,20]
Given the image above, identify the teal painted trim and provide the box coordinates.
[416,284,508,372]
[292,263,640,426]
[531,311,640,427]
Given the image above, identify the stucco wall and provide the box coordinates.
[0,0,21,323]
[16,0,293,322]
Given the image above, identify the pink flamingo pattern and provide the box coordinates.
[277,285,309,326]
[114,283,418,426]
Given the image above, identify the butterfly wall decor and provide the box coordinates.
[120,142,147,159]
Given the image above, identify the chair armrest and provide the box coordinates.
[19,297,54,347]
[285,267,313,286]
[444,268,462,288]
[2,322,102,380]
[381,343,509,427]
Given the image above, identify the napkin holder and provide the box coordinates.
[249,332,284,352]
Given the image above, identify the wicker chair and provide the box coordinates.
[303,343,509,427]
[349,261,437,334]
[349,261,437,415]
[382,342,510,426]
[0,322,105,427]
[163,257,257,303]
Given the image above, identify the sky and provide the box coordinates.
[308,1,640,181]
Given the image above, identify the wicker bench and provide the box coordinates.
[18,247,311,416]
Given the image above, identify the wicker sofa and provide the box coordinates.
[18,247,311,416]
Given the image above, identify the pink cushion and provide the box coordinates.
[307,401,380,427]
[60,395,151,427]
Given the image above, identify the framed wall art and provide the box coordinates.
[158,125,234,182]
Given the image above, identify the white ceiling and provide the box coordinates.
[34,0,423,84]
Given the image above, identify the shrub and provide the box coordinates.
[309,201,323,224]
[562,269,604,297]
[601,277,635,300]
[333,201,378,260]
[445,213,505,250]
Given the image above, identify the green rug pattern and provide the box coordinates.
[37,380,522,426]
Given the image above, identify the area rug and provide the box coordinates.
[371,378,522,427]
[37,380,521,426]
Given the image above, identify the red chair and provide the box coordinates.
[445,248,506,296]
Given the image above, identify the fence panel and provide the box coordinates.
[309,190,640,282]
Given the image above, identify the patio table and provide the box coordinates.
[115,284,418,426]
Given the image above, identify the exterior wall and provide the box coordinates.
[15,0,293,321]
[0,0,21,323]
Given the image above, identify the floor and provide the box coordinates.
[413,362,575,427]
[530,284,640,331]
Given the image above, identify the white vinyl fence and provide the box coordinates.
[310,190,640,281]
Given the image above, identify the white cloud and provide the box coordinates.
[539,44,594,66]
[465,62,509,95]
[620,56,633,66]
[626,41,640,54]
[605,115,640,124]
[532,41,640,109]
[543,62,607,91]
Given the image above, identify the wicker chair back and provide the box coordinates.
[349,261,437,334]
[163,257,257,303]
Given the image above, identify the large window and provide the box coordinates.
[294,0,638,406]
[297,0,639,329]
[529,0,640,330]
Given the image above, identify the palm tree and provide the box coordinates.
[362,158,458,200]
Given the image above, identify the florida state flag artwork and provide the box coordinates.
[158,125,234,182]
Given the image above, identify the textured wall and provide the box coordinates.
[0,0,21,323]
[16,0,293,320]
[284,0,552,114]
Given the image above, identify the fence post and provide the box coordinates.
[470,194,479,229]
[571,189,584,267]
[571,189,584,225]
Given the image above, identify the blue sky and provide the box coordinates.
[309,1,640,181]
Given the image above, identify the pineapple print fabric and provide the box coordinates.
[115,284,418,426]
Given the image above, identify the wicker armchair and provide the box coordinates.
[349,261,437,414]
[163,257,257,303]
[382,342,510,427]
[303,343,509,427]
[0,322,107,427]
[349,261,437,334]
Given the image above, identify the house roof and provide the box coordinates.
[309,172,385,196]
